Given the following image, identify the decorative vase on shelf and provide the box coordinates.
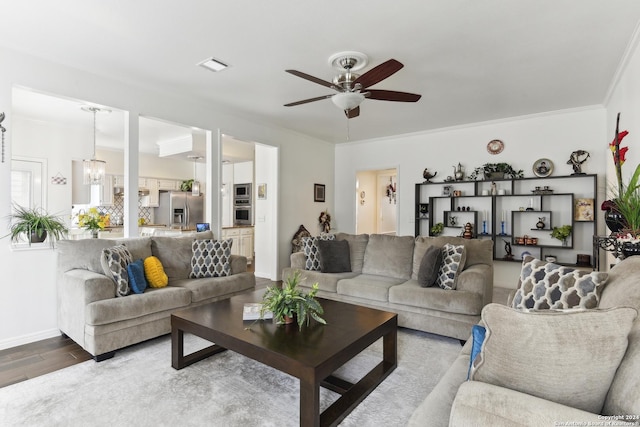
[91,230,99,239]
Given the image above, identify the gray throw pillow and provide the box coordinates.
[418,245,442,287]
[317,239,352,273]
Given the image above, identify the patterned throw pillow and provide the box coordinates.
[302,234,335,271]
[101,245,133,297]
[435,243,466,290]
[144,256,168,288]
[512,255,609,310]
[189,239,233,278]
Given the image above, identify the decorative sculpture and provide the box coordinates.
[423,168,437,183]
[567,150,590,175]
[503,239,514,260]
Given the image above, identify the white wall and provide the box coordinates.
[254,144,278,280]
[335,108,608,289]
[0,46,334,349]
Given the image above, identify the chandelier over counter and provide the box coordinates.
[81,106,110,185]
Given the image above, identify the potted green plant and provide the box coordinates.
[180,179,194,191]
[430,222,444,236]
[551,225,572,247]
[6,204,68,245]
[469,163,524,180]
[259,271,326,330]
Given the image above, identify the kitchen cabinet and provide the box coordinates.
[141,178,160,207]
[158,179,180,191]
[233,161,253,185]
[90,175,114,206]
[113,175,125,187]
[221,226,254,263]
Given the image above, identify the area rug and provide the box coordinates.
[0,328,460,426]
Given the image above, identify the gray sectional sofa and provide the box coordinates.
[282,233,494,340]
[56,231,255,360]
[409,256,640,427]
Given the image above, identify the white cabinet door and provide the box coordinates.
[221,228,241,256]
[233,161,253,184]
[239,227,254,262]
[113,175,125,187]
[91,175,114,206]
[158,179,178,190]
[141,178,160,207]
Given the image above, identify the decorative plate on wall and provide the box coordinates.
[487,139,504,155]
[532,158,553,177]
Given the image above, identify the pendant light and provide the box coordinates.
[81,106,109,185]
[189,155,202,196]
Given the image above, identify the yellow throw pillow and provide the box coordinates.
[144,256,168,288]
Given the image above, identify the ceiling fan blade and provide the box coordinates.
[285,70,335,89]
[284,94,333,107]
[345,106,360,119]
[366,89,421,102]
[353,59,403,89]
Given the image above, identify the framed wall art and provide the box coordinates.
[532,158,553,177]
[257,183,267,200]
[314,183,325,202]
[574,198,595,221]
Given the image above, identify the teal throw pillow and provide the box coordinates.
[467,324,486,380]
[127,259,148,294]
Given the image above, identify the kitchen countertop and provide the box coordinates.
[222,225,254,229]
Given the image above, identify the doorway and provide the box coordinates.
[355,168,397,235]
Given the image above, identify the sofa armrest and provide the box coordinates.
[290,251,306,269]
[450,381,623,426]
[230,255,248,274]
[456,264,493,307]
[56,269,115,347]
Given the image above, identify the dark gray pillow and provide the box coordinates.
[317,239,352,273]
[418,245,443,287]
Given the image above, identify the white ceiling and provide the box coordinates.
[2,1,640,144]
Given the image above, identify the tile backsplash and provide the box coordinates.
[98,196,152,224]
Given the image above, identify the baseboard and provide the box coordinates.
[0,328,61,351]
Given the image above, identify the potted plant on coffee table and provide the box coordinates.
[259,271,326,330]
[6,204,68,246]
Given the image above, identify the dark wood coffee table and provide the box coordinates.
[171,289,397,427]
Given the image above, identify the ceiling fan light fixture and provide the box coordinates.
[331,92,365,111]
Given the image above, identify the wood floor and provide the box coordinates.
[0,273,276,389]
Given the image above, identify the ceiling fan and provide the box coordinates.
[284,51,422,119]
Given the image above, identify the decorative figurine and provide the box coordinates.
[536,217,546,229]
[503,239,514,260]
[423,168,438,183]
[449,216,457,226]
[490,181,497,196]
[462,222,473,239]
[567,150,590,175]
[453,163,464,181]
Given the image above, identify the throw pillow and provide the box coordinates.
[291,224,312,254]
[144,256,168,288]
[189,239,233,278]
[101,245,134,297]
[467,324,486,380]
[417,245,443,287]
[512,255,609,310]
[435,243,466,290]
[470,303,637,413]
[127,259,148,294]
[317,239,352,273]
[302,234,335,271]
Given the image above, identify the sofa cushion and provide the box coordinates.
[117,236,152,261]
[413,237,492,280]
[335,233,369,272]
[282,267,359,293]
[362,234,415,280]
[302,234,335,270]
[171,273,256,303]
[85,286,192,325]
[512,255,609,310]
[470,303,637,414]
[57,239,116,274]
[189,239,232,278]
[144,256,168,288]
[100,245,134,297]
[389,280,484,315]
[417,245,442,287]
[436,243,466,290]
[151,231,214,279]
[317,239,351,273]
[127,259,148,294]
[337,274,405,302]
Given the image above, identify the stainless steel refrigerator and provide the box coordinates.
[155,191,204,230]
